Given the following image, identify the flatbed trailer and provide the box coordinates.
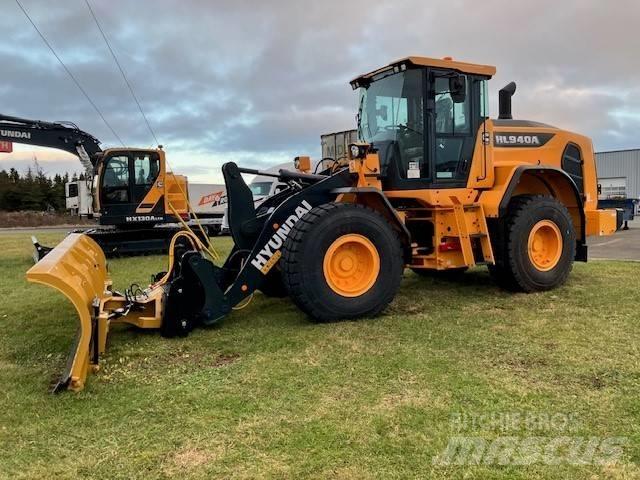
[598,198,638,230]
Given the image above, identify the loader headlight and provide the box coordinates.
[294,155,311,172]
[350,144,366,159]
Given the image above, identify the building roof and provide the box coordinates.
[595,148,640,155]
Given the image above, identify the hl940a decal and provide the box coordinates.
[494,132,554,147]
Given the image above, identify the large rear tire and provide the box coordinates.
[282,203,404,322]
[490,195,575,292]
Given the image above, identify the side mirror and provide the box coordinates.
[449,75,467,103]
[376,104,388,121]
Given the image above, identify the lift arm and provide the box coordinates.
[0,113,102,172]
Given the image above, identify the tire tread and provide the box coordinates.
[282,202,403,321]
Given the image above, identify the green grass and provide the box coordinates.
[0,231,638,479]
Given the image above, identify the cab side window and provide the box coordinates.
[435,77,470,135]
[134,153,160,185]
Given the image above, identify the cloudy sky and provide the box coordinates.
[1,0,639,182]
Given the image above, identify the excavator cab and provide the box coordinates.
[96,149,166,225]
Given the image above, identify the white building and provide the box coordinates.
[595,149,640,213]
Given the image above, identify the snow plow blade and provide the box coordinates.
[26,234,110,392]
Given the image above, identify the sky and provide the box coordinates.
[1,0,639,183]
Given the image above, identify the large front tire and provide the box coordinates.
[282,203,404,322]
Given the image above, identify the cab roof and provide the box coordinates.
[350,56,496,87]
[102,147,161,154]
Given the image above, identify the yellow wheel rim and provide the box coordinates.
[323,234,380,297]
[527,220,563,271]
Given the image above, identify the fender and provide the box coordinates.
[499,165,587,261]
[331,186,413,262]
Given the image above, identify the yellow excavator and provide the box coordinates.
[0,113,211,257]
[26,56,618,392]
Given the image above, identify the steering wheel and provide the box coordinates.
[397,124,422,135]
[384,125,422,143]
[436,160,460,173]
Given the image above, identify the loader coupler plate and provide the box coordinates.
[26,234,110,392]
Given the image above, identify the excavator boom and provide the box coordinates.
[0,113,102,173]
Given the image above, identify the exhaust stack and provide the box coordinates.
[498,82,517,120]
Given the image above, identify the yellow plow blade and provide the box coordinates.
[26,234,110,392]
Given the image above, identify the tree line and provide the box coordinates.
[0,165,85,212]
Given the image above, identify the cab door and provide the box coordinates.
[429,70,480,187]
[100,153,132,223]
[130,152,161,208]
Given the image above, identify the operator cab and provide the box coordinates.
[98,149,162,223]
[351,56,495,190]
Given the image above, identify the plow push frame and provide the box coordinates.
[26,162,358,391]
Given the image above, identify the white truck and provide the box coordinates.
[185,183,227,218]
[246,130,358,203]
[65,180,93,216]
[220,162,290,234]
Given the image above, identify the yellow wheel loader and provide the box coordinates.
[26,56,618,392]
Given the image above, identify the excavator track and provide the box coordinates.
[78,226,210,257]
[33,226,209,262]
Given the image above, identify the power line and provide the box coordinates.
[84,0,160,147]
[14,0,125,146]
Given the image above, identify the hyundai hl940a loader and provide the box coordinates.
[25,56,617,392]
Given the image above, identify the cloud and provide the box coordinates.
[0,145,80,176]
[1,0,639,182]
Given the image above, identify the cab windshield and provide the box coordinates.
[357,69,424,177]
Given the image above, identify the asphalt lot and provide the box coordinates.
[589,219,640,261]
[0,226,89,235]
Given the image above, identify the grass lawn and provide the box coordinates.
[0,231,638,479]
